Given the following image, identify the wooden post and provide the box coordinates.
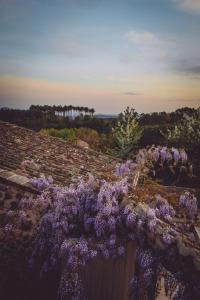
[81,242,137,300]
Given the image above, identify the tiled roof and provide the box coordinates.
[0,168,39,193]
[0,121,119,188]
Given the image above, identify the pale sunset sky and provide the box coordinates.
[0,0,200,113]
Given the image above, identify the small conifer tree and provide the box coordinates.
[113,107,143,157]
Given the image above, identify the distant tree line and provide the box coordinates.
[0,105,113,133]
[0,105,199,135]
[29,104,95,118]
[139,107,198,126]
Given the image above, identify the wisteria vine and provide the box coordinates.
[28,168,200,300]
[115,146,192,186]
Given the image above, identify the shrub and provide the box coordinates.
[76,127,101,149]
[163,110,200,152]
[113,107,143,157]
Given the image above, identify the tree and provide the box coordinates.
[164,109,200,152]
[113,107,143,157]
[90,108,95,117]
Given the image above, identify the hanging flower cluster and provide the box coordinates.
[115,160,137,177]
[179,191,198,218]
[31,175,53,190]
[29,169,199,300]
[30,175,130,299]
[115,146,190,186]
[149,146,188,165]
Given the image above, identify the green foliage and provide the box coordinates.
[39,127,117,154]
[39,128,77,141]
[76,127,101,149]
[164,110,200,151]
[57,128,68,139]
[40,128,59,137]
[113,107,143,157]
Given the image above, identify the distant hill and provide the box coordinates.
[95,114,118,119]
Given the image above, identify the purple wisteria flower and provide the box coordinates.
[130,275,140,295]
[20,197,33,209]
[179,150,188,163]
[166,151,173,162]
[149,146,187,166]
[112,177,128,195]
[6,210,16,218]
[128,233,135,241]
[159,204,175,219]
[108,216,116,232]
[102,249,110,259]
[102,205,112,217]
[152,148,160,162]
[4,223,13,233]
[84,217,93,231]
[143,268,154,287]
[115,160,137,177]
[171,147,180,163]
[94,216,106,237]
[179,191,198,218]
[147,208,156,219]
[160,147,167,162]
[153,195,176,221]
[137,249,153,269]
[117,246,125,256]
[162,232,175,245]
[116,164,130,177]
[126,212,137,229]
[31,175,53,190]
[108,235,116,246]
[30,170,195,300]
[148,219,157,233]
[90,250,97,258]
[137,219,144,230]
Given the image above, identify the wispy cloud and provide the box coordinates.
[123,92,140,96]
[124,30,161,45]
[169,98,200,103]
[183,65,200,74]
[171,0,200,14]
[173,59,200,75]
[123,30,173,72]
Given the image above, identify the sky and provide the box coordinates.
[0,0,200,114]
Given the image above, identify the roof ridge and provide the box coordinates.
[0,168,39,193]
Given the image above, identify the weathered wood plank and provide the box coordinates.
[81,242,136,300]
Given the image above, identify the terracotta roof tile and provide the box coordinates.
[0,121,119,187]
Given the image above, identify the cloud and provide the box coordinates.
[169,98,200,103]
[183,65,200,74]
[173,59,200,75]
[123,30,173,72]
[123,92,140,96]
[124,30,161,45]
[171,0,200,14]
